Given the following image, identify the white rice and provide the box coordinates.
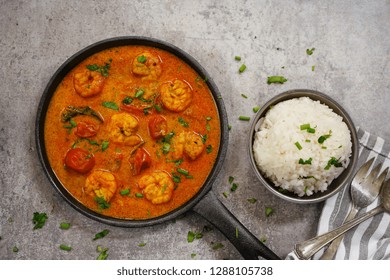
[253,97,352,197]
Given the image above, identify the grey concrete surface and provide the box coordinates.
[1,0,389,260]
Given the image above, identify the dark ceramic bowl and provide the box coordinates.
[36,36,280,260]
[248,89,359,204]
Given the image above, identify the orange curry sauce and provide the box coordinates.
[44,45,220,219]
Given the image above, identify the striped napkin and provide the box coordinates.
[287,128,390,260]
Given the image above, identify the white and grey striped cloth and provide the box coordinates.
[288,128,390,260]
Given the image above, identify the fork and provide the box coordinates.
[319,157,389,259]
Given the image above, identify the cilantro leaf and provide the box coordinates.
[32,212,48,230]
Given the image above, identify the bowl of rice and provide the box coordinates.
[249,89,359,203]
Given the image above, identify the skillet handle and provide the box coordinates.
[192,190,281,260]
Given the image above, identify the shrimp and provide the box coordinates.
[73,69,105,97]
[84,170,117,202]
[159,79,192,112]
[138,171,174,204]
[184,132,205,160]
[132,52,162,80]
[108,113,143,146]
[172,131,204,160]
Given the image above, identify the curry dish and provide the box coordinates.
[44,45,220,219]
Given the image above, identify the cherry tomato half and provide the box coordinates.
[120,103,153,116]
[131,148,151,175]
[148,115,167,139]
[75,121,99,138]
[64,148,95,174]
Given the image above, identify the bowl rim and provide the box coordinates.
[248,89,359,204]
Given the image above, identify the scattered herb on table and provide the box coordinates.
[312,65,315,71]
[306,48,316,55]
[234,56,241,61]
[59,244,72,251]
[247,198,257,204]
[230,183,238,192]
[32,212,48,230]
[235,227,239,238]
[222,192,229,198]
[238,64,246,73]
[253,106,260,113]
[138,243,146,247]
[241,94,248,99]
[191,253,197,258]
[228,176,235,184]
[267,76,287,84]
[212,242,224,250]
[187,231,203,243]
[96,245,109,260]
[238,116,250,121]
[260,236,267,243]
[60,222,71,230]
[265,207,274,217]
[93,229,110,240]
[13,246,18,253]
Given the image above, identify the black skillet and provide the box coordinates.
[35,36,280,260]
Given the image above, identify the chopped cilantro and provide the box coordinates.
[102,101,119,111]
[86,59,112,77]
[32,212,48,230]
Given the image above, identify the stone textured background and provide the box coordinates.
[1,0,389,260]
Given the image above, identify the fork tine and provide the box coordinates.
[374,166,389,186]
[353,157,375,182]
[365,162,383,183]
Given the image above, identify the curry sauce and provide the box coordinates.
[44,45,220,220]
